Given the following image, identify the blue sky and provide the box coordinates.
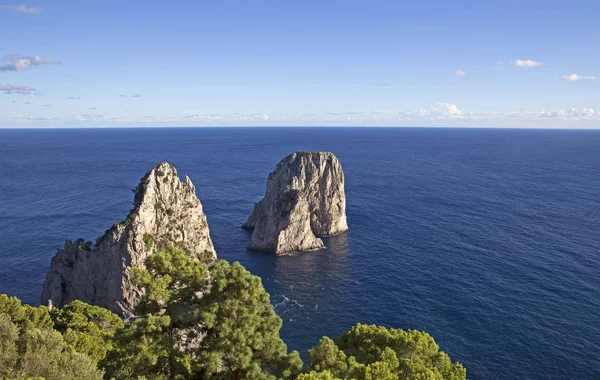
[1,0,599,127]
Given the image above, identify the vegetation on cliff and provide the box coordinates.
[1,247,465,380]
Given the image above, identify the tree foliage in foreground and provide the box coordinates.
[0,246,467,380]
[306,324,466,380]
[0,295,103,380]
[102,245,210,379]
[198,259,303,379]
[51,300,124,364]
[103,246,302,380]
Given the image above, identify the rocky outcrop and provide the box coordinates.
[243,152,348,254]
[41,162,216,317]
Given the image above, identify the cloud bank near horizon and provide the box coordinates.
[4,102,598,129]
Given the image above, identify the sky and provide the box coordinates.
[1,0,599,128]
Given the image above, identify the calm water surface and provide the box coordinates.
[0,127,599,379]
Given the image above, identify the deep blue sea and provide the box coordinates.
[0,127,599,379]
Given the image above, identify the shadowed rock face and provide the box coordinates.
[243,152,348,254]
[41,162,216,317]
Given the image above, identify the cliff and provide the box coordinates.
[243,151,348,254]
[41,162,216,317]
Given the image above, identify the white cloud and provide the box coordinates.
[455,70,467,76]
[0,4,41,14]
[525,108,597,120]
[4,103,600,128]
[326,111,363,116]
[120,93,142,98]
[417,103,464,119]
[321,104,600,126]
[15,3,41,13]
[440,103,463,117]
[560,74,596,81]
[184,113,269,122]
[0,55,61,71]
[0,84,36,94]
[514,59,543,68]
[13,116,60,122]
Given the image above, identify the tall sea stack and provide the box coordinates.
[243,151,348,254]
[41,162,216,317]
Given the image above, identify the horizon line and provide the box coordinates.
[1,125,600,131]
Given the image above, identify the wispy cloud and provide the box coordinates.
[13,116,60,122]
[0,4,42,14]
[66,96,81,100]
[4,104,599,128]
[89,107,98,110]
[509,107,598,122]
[184,113,270,122]
[42,104,51,107]
[560,74,596,81]
[326,111,363,116]
[0,84,36,94]
[374,81,391,87]
[120,93,142,98]
[514,59,543,68]
[455,70,467,76]
[0,55,61,71]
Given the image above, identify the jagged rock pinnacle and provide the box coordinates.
[41,162,216,317]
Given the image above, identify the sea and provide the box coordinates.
[0,127,599,379]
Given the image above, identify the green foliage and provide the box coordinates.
[51,300,124,363]
[133,245,208,319]
[0,294,53,333]
[17,327,103,380]
[103,246,207,380]
[103,314,181,380]
[125,211,138,226]
[0,313,19,378]
[308,337,351,378]
[198,259,302,379]
[143,234,155,251]
[307,324,466,380]
[104,247,302,380]
[0,309,103,380]
[298,370,341,380]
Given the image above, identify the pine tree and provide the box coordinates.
[103,246,302,380]
[197,260,302,379]
[307,324,466,380]
[51,300,124,363]
[103,246,207,379]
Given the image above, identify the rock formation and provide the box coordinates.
[243,151,348,254]
[41,162,216,317]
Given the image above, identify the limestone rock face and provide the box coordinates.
[243,152,348,254]
[41,162,216,317]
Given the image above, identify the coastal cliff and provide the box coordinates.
[243,151,348,254]
[41,162,216,317]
